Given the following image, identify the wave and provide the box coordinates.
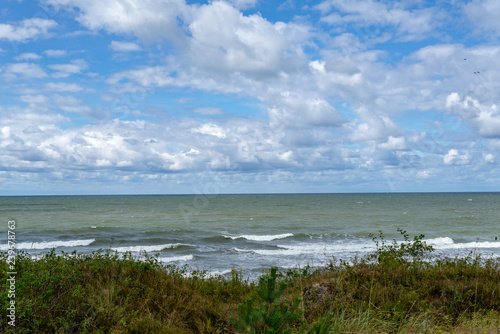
[440,241,500,250]
[0,239,95,251]
[158,255,194,263]
[240,237,500,256]
[111,243,191,253]
[424,237,454,246]
[233,247,254,253]
[211,269,233,276]
[247,243,376,256]
[224,233,294,241]
[425,237,500,250]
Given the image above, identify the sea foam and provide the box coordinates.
[424,237,454,246]
[424,237,500,250]
[0,239,96,251]
[111,243,189,253]
[158,255,194,263]
[251,243,376,256]
[224,233,294,241]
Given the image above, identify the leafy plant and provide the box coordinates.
[368,228,434,267]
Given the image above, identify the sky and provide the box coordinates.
[0,0,499,195]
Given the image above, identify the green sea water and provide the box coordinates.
[1,193,499,277]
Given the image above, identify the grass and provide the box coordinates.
[1,230,499,333]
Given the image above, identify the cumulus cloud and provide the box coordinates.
[110,41,142,52]
[20,94,50,106]
[0,18,57,42]
[446,92,500,138]
[465,0,500,36]
[350,108,400,142]
[316,0,445,42]
[443,149,469,165]
[228,0,259,10]
[52,94,93,116]
[378,136,407,151]
[193,107,224,116]
[0,0,497,193]
[3,63,48,79]
[43,49,67,57]
[48,59,88,78]
[44,0,188,43]
[187,1,308,77]
[46,82,85,92]
[266,91,343,129]
[191,123,227,139]
[15,53,42,61]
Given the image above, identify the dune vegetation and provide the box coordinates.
[1,229,500,333]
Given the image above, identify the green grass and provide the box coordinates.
[1,230,500,333]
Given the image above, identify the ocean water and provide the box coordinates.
[1,193,499,278]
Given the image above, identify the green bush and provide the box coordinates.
[368,228,434,267]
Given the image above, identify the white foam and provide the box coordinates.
[158,255,193,263]
[443,241,500,250]
[253,243,376,256]
[225,233,294,241]
[233,247,253,253]
[422,237,500,250]
[0,239,95,251]
[111,243,188,253]
[424,237,454,246]
[207,269,233,277]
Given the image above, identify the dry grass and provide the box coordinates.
[1,230,499,333]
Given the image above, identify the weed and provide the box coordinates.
[1,230,499,333]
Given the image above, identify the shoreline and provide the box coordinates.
[2,232,500,333]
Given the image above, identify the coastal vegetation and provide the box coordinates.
[1,229,500,333]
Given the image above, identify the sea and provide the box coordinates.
[1,193,499,279]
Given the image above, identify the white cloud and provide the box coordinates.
[350,107,400,142]
[443,149,469,165]
[4,63,48,79]
[188,1,304,76]
[228,0,259,10]
[378,136,407,151]
[44,49,67,57]
[266,91,343,128]
[46,82,85,92]
[483,152,494,163]
[316,0,444,42]
[191,123,227,139]
[48,59,88,78]
[446,92,500,138]
[0,18,57,42]
[110,40,142,52]
[15,53,42,61]
[52,94,93,116]
[443,149,457,165]
[1,0,498,193]
[416,170,431,178]
[20,94,50,105]
[193,107,224,116]
[465,0,500,36]
[44,0,188,43]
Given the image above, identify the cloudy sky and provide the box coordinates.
[0,0,499,195]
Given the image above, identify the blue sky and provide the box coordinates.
[0,0,499,195]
